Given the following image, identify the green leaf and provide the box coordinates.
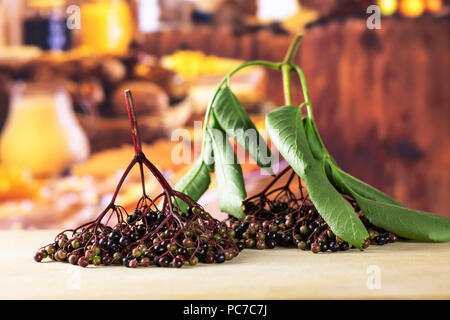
[213,86,273,174]
[207,126,246,219]
[266,106,368,248]
[201,130,215,172]
[173,161,211,212]
[328,165,404,207]
[303,117,325,161]
[327,162,450,242]
[304,117,403,207]
[304,163,369,248]
[266,106,315,176]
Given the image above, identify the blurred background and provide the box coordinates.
[0,0,448,229]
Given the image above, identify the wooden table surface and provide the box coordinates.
[1,230,449,299]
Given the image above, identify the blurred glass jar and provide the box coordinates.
[23,0,73,51]
[79,0,134,55]
[0,82,90,177]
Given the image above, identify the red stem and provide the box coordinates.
[124,90,142,156]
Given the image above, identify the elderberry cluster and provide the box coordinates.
[34,205,241,268]
[228,196,397,254]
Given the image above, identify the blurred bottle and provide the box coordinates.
[23,0,73,50]
[79,0,134,55]
[0,82,90,177]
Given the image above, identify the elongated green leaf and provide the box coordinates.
[213,86,273,174]
[173,161,211,212]
[304,163,369,248]
[303,117,325,161]
[304,117,403,207]
[207,126,246,219]
[266,106,315,176]
[328,162,450,241]
[201,130,215,172]
[329,165,404,207]
[266,106,368,248]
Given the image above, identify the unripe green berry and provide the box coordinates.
[93,246,101,255]
[297,241,307,250]
[189,256,199,266]
[93,255,101,266]
[113,252,122,260]
[300,225,309,235]
[71,239,80,249]
[132,247,142,258]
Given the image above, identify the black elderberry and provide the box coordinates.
[109,230,121,242]
[123,256,134,267]
[172,257,183,268]
[274,218,283,225]
[155,244,167,255]
[156,213,165,223]
[234,227,244,238]
[266,239,276,249]
[236,241,245,251]
[339,242,349,251]
[178,247,188,257]
[200,242,209,250]
[130,232,139,242]
[308,221,318,231]
[375,235,387,245]
[107,238,118,248]
[165,229,175,238]
[320,242,329,252]
[98,238,108,248]
[196,247,207,258]
[132,210,142,221]
[266,231,277,241]
[157,256,170,267]
[205,255,215,264]
[109,243,120,253]
[214,252,226,263]
[275,232,284,243]
[329,241,339,252]
[136,225,146,237]
[119,236,130,247]
[126,215,135,224]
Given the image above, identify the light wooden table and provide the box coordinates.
[1,230,449,299]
